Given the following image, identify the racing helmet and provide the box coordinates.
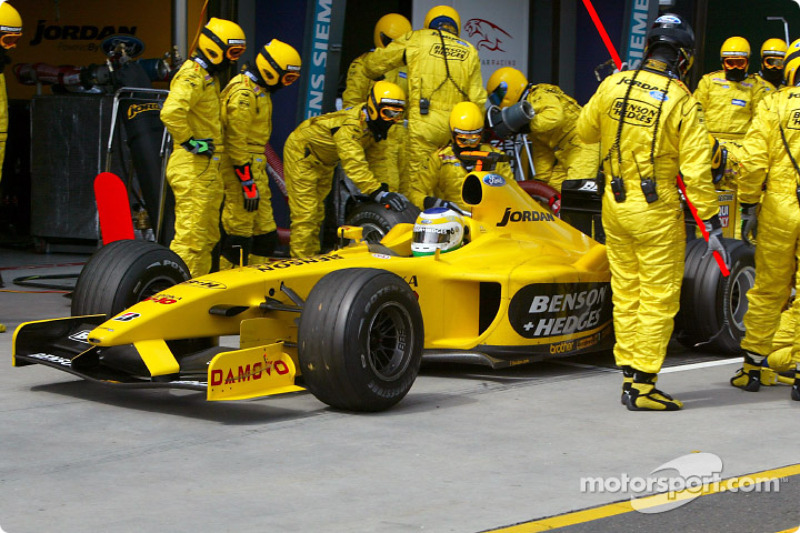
[449,102,484,150]
[645,13,695,80]
[761,38,787,71]
[0,1,22,50]
[720,36,750,72]
[486,67,528,109]
[255,39,301,88]
[411,208,464,256]
[424,5,461,36]
[197,17,246,65]
[367,80,406,123]
[374,13,411,49]
[784,38,800,86]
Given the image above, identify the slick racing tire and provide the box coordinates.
[71,240,190,317]
[345,202,420,244]
[298,268,424,412]
[675,238,755,354]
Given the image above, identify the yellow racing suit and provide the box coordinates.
[219,72,276,268]
[693,71,767,140]
[410,143,513,211]
[362,29,486,180]
[753,72,781,94]
[524,84,600,192]
[576,66,719,375]
[760,301,800,384]
[344,52,409,194]
[161,58,224,278]
[283,105,389,258]
[738,88,800,360]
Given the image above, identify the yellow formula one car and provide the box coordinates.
[13,168,613,412]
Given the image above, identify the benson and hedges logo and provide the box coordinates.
[580,452,784,514]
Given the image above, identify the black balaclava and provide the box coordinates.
[644,43,683,79]
[725,66,746,82]
[761,67,783,87]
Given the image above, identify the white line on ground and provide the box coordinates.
[660,358,741,373]
[552,357,742,374]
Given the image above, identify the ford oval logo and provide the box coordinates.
[483,174,506,187]
[101,34,146,58]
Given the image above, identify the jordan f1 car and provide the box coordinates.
[13,169,615,411]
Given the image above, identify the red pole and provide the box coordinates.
[580,0,623,70]
[676,176,731,277]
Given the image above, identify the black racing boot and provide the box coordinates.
[620,365,633,405]
[625,370,683,411]
[792,369,800,402]
[730,352,763,392]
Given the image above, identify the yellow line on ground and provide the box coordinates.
[485,463,800,532]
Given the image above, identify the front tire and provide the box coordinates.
[345,202,420,243]
[298,268,424,412]
[71,240,190,317]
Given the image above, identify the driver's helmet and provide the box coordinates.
[411,208,464,256]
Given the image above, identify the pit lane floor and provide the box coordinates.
[1,247,799,533]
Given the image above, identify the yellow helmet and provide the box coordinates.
[761,38,787,70]
[0,2,22,50]
[374,13,411,49]
[720,36,750,71]
[450,102,484,149]
[367,80,406,122]
[197,17,246,65]
[784,38,800,86]
[486,67,528,109]
[255,39,301,88]
[424,5,461,36]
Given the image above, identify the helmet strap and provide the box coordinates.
[193,52,227,74]
[244,67,267,88]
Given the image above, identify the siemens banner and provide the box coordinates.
[302,0,332,119]
[621,0,658,70]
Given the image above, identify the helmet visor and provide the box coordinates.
[455,133,481,148]
[380,105,405,122]
[282,71,300,86]
[414,228,455,244]
[723,57,747,70]
[428,16,458,34]
[764,56,784,69]
[226,45,246,61]
[489,81,508,107]
[0,32,21,49]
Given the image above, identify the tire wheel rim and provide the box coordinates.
[366,301,413,381]
[134,275,181,302]
[359,222,386,243]
[729,265,756,332]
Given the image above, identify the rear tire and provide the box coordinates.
[676,238,755,353]
[345,202,420,243]
[298,268,424,412]
[71,240,190,317]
